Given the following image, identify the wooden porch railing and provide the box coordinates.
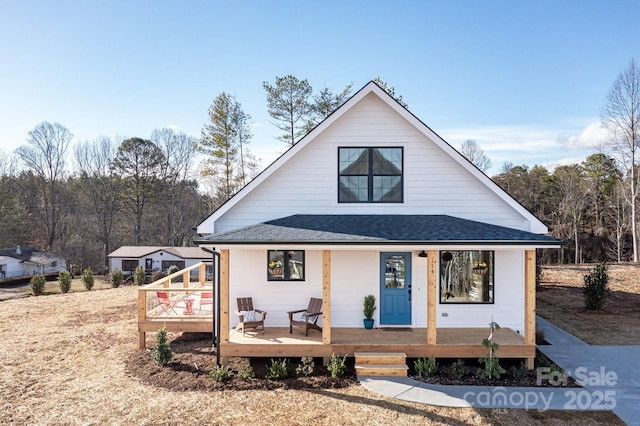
[137,262,214,348]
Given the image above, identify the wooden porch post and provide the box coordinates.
[427,250,437,345]
[524,249,536,369]
[322,250,331,344]
[137,289,147,349]
[220,249,230,344]
[199,262,206,286]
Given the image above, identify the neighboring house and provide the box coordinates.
[108,246,212,276]
[0,246,67,280]
[194,81,562,368]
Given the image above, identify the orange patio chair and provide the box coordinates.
[156,291,178,315]
[198,291,213,314]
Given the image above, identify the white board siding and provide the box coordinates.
[226,248,525,332]
[0,257,66,278]
[435,250,525,334]
[2,258,24,278]
[109,253,208,273]
[229,249,324,328]
[214,94,529,234]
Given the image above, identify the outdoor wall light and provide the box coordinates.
[417,250,428,258]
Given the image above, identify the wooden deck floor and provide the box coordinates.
[223,326,533,360]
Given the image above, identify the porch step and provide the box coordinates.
[354,352,407,377]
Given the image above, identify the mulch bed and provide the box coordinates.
[126,333,358,391]
[127,332,577,391]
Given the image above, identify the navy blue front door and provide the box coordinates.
[380,252,411,324]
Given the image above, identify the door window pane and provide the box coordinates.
[384,254,406,288]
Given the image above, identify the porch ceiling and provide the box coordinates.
[195,214,562,246]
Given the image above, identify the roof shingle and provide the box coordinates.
[195,215,562,246]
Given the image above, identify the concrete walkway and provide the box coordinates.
[359,317,640,425]
[537,317,640,425]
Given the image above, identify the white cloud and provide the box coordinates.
[439,122,606,175]
[556,121,606,150]
[540,156,590,172]
[441,125,563,154]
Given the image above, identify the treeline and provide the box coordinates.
[0,76,356,273]
[494,59,640,265]
[493,154,625,264]
[0,124,212,273]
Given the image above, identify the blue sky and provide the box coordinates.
[2,0,639,175]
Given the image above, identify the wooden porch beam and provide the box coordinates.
[322,250,331,344]
[220,249,230,344]
[427,250,437,345]
[524,249,536,369]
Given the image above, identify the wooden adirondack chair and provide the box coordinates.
[235,297,267,335]
[288,297,323,336]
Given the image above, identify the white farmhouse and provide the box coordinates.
[193,81,561,369]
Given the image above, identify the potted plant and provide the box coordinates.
[472,260,488,275]
[363,294,376,329]
[268,259,283,276]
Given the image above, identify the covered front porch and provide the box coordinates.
[138,244,538,368]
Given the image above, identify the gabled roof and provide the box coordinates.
[197,81,549,235]
[195,214,562,246]
[107,246,210,259]
[0,246,36,261]
[0,246,64,263]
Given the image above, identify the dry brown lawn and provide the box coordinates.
[538,263,640,345]
[0,278,624,425]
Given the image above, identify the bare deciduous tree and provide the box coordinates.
[460,139,493,173]
[74,136,121,269]
[15,121,72,250]
[601,58,640,262]
[151,128,198,245]
[554,165,591,264]
[0,148,13,177]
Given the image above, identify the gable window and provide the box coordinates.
[267,250,305,281]
[440,250,494,304]
[338,147,403,202]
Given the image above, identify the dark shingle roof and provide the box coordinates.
[0,246,42,261]
[195,215,562,246]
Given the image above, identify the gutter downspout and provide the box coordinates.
[201,247,221,367]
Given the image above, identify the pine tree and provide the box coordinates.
[152,327,173,366]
